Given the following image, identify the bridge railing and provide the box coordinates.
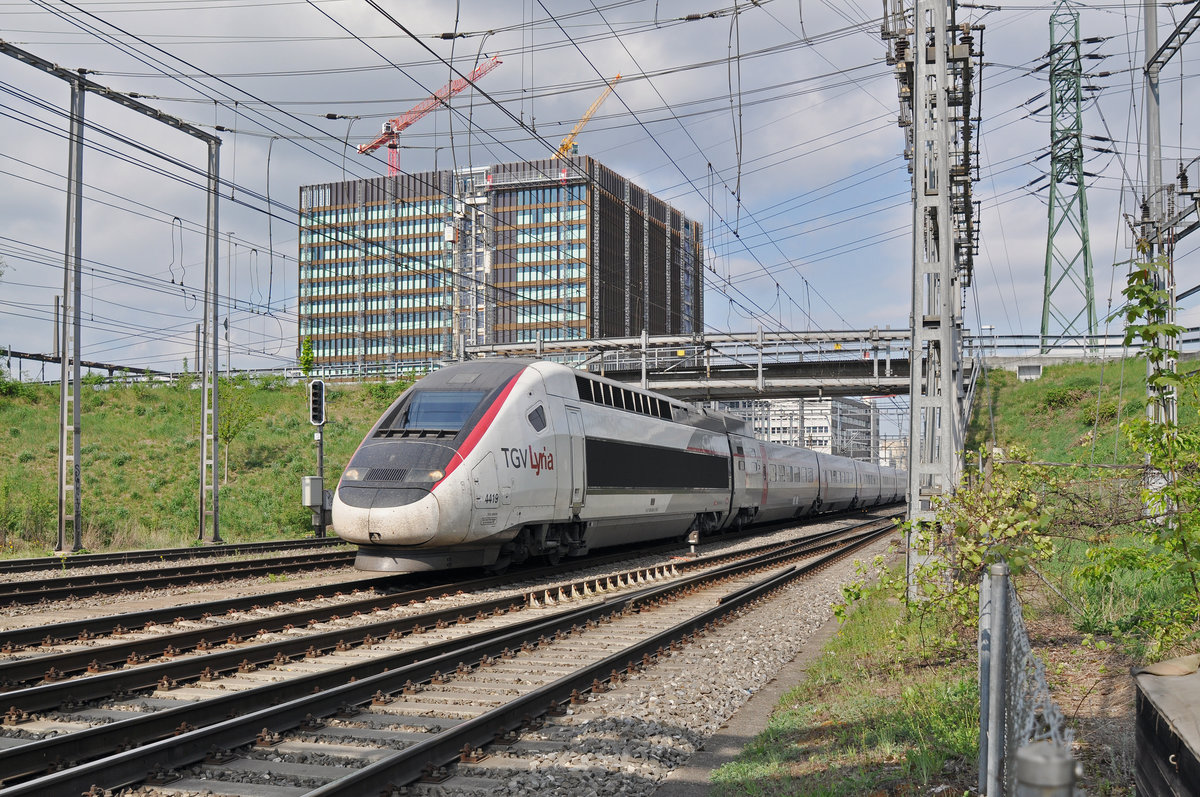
[10,328,1197,386]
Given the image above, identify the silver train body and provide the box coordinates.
[333,359,906,572]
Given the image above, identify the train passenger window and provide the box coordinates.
[527,405,547,432]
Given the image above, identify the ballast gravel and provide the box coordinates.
[412,534,894,797]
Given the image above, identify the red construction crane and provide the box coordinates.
[359,55,502,175]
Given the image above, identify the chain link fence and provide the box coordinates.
[979,561,1079,795]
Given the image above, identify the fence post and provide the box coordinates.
[986,561,1009,796]
[978,568,993,796]
[1015,740,1075,796]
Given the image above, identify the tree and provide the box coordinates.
[1078,250,1200,658]
[218,385,259,483]
[835,447,1054,656]
[299,336,314,377]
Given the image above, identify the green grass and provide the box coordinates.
[710,579,978,796]
[970,361,1145,464]
[969,355,1200,659]
[0,373,410,555]
[968,355,1199,464]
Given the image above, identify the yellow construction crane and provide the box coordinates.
[554,73,621,159]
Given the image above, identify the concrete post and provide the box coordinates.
[1015,740,1076,796]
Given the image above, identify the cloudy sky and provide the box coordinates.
[0,0,1196,378]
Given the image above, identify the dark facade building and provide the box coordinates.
[297,156,703,371]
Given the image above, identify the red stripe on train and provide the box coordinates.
[433,371,523,489]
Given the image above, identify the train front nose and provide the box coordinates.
[333,486,440,546]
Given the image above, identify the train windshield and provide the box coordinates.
[397,390,487,432]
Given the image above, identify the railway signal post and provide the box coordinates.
[305,379,327,538]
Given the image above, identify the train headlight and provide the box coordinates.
[342,467,366,482]
[425,469,445,482]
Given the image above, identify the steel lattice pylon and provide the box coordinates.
[1041,1,1096,353]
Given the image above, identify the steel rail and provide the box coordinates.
[0,537,693,651]
[0,537,345,575]
[0,588,532,715]
[0,516,892,687]
[0,550,357,605]
[0,514,877,650]
[0,519,895,794]
[0,574,403,652]
[0,519,872,708]
[0,600,573,789]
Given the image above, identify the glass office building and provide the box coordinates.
[298,156,703,372]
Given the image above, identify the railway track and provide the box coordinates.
[0,512,898,795]
[0,537,345,576]
[0,549,359,605]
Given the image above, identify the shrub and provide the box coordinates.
[1043,387,1083,410]
[367,379,409,407]
[1092,397,1119,424]
[0,368,28,398]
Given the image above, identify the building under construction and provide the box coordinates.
[297,155,704,372]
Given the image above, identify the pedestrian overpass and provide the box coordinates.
[465,329,915,401]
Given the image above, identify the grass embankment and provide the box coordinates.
[0,373,409,555]
[716,356,1198,795]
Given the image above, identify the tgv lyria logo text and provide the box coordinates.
[500,445,555,475]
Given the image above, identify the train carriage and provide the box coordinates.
[333,359,906,572]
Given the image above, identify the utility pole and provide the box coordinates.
[2,39,223,550]
[1041,1,1097,354]
[1140,0,1200,428]
[882,1,982,593]
[58,72,84,553]
[197,137,222,543]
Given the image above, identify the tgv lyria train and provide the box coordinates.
[333,359,905,572]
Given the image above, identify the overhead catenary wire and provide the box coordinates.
[3,0,1191,378]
